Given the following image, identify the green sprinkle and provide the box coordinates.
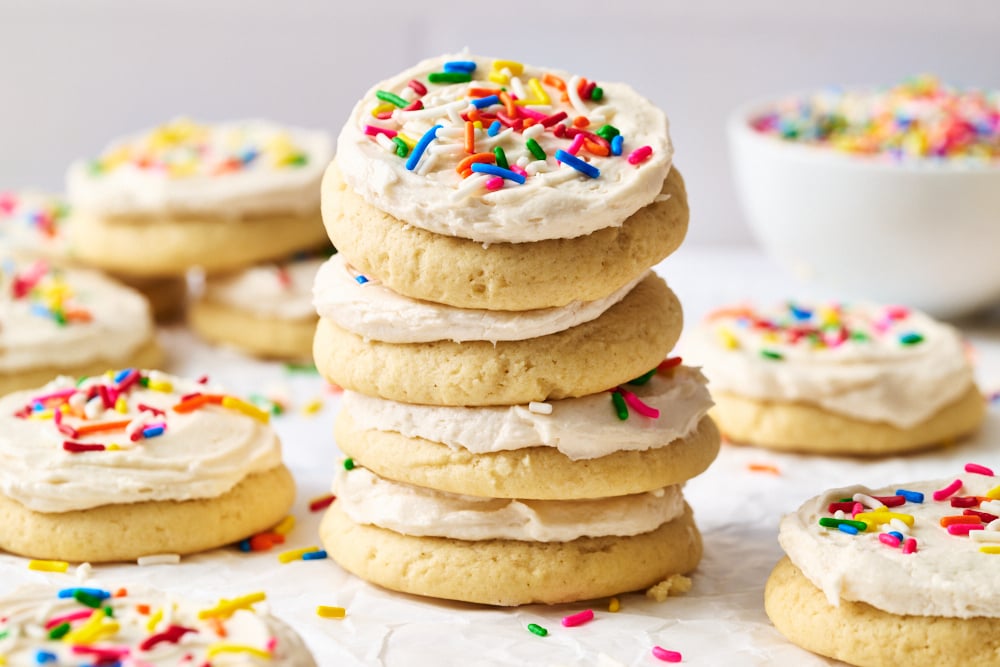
[48,622,71,640]
[428,72,472,84]
[760,349,784,361]
[343,457,356,471]
[74,589,103,608]
[525,138,546,161]
[493,146,509,169]
[285,363,319,374]
[627,368,657,386]
[0,630,7,641]
[76,375,90,386]
[850,331,870,342]
[596,124,620,141]
[900,332,924,346]
[104,605,114,617]
[819,518,867,531]
[53,310,67,326]
[392,136,409,158]
[590,86,603,101]
[527,623,548,637]
[838,497,853,502]
[375,89,408,107]
[611,391,629,421]
[285,153,309,167]
[139,375,150,388]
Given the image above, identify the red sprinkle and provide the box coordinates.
[408,79,427,96]
[658,357,683,372]
[309,494,336,512]
[137,403,165,417]
[139,624,197,651]
[965,509,999,523]
[63,441,106,453]
[872,495,906,507]
[902,538,918,554]
[951,496,981,508]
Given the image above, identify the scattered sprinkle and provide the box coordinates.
[316,605,346,619]
[561,609,594,628]
[652,646,683,663]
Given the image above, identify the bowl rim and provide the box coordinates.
[727,92,1000,174]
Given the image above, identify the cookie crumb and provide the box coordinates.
[646,574,692,602]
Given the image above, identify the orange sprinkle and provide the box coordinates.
[748,463,781,475]
[542,73,567,91]
[467,108,481,122]
[464,121,475,154]
[136,604,150,615]
[941,515,982,527]
[706,306,757,321]
[576,77,589,95]
[75,419,132,436]
[115,588,128,598]
[172,394,225,413]
[583,137,610,156]
[456,152,495,174]
[65,309,93,323]
[573,116,590,129]
[249,532,285,551]
[468,87,502,97]
[522,118,536,129]
[460,168,472,179]
[498,90,516,117]
[208,617,228,638]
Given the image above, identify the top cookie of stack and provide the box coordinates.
[323,53,689,312]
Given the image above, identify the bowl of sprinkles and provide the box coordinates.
[729,75,1000,318]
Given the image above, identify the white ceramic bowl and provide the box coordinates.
[728,97,1000,319]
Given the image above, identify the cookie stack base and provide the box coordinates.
[765,557,1000,667]
[320,503,702,606]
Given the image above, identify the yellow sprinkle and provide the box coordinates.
[29,409,54,420]
[147,380,173,393]
[855,511,914,528]
[316,605,346,619]
[301,399,323,416]
[986,485,1000,500]
[63,610,107,644]
[608,597,620,613]
[115,397,128,413]
[370,102,395,118]
[492,59,524,76]
[266,131,296,155]
[396,133,416,149]
[206,644,271,659]
[718,329,740,350]
[528,78,550,105]
[272,515,296,536]
[473,121,484,130]
[146,608,163,632]
[28,559,69,573]
[107,443,120,451]
[221,396,270,423]
[278,547,319,564]
[980,545,1000,554]
[198,592,266,620]
[488,70,510,85]
[818,306,840,327]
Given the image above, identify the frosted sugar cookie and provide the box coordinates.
[321,467,702,606]
[190,254,327,360]
[766,466,1000,666]
[0,257,162,396]
[66,118,331,276]
[0,584,316,665]
[686,301,984,454]
[0,191,187,320]
[0,370,294,562]
[334,362,719,499]
[313,272,683,406]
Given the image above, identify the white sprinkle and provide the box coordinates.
[137,553,181,566]
[451,174,490,201]
[75,562,93,582]
[853,493,885,509]
[528,401,552,415]
[374,133,396,154]
[988,518,1000,532]
[833,510,845,519]
[980,500,1000,515]
[69,391,88,411]
[970,530,1000,542]
[394,99,467,122]
[522,123,546,140]
[566,75,591,116]
[889,518,911,534]
[510,75,527,100]
[400,87,416,102]
[84,396,104,420]
[446,103,467,125]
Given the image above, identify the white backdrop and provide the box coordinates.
[3,0,998,244]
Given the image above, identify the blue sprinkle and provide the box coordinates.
[788,304,813,321]
[35,650,57,664]
[469,163,526,184]
[302,550,328,561]
[472,94,500,109]
[113,368,133,383]
[837,524,859,535]
[57,587,111,600]
[354,275,369,285]
[895,489,924,504]
[240,148,259,165]
[30,303,52,319]
[405,124,442,171]
[554,149,600,178]
[888,531,904,541]
[142,425,165,438]
[610,134,623,156]
[238,539,252,553]
[487,120,502,137]
[443,60,477,73]
[32,402,45,412]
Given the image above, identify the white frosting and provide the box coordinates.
[342,366,712,460]
[313,254,645,343]
[0,372,283,512]
[67,118,331,218]
[337,53,672,242]
[0,258,154,373]
[205,256,325,320]
[334,467,684,542]
[685,302,974,428]
[780,471,1000,618]
[0,584,315,665]
[0,190,70,260]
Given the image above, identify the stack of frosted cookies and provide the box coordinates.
[312,54,721,605]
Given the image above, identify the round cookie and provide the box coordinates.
[0,370,293,562]
[323,161,688,311]
[0,584,317,665]
[190,256,326,360]
[66,118,331,277]
[321,500,701,606]
[313,273,683,406]
[686,301,983,454]
[0,257,163,395]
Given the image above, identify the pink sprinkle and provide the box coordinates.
[267,636,278,652]
[484,176,504,191]
[652,646,682,663]
[517,106,546,121]
[902,538,918,554]
[617,388,660,419]
[965,463,995,477]
[878,533,901,547]
[0,191,16,214]
[933,479,963,501]
[567,134,585,156]
[364,125,397,139]
[29,388,76,404]
[627,145,653,165]
[509,165,529,178]
[45,609,93,629]
[71,646,130,659]
[561,609,594,627]
[851,502,864,517]
[947,523,984,536]
[885,305,910,320]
